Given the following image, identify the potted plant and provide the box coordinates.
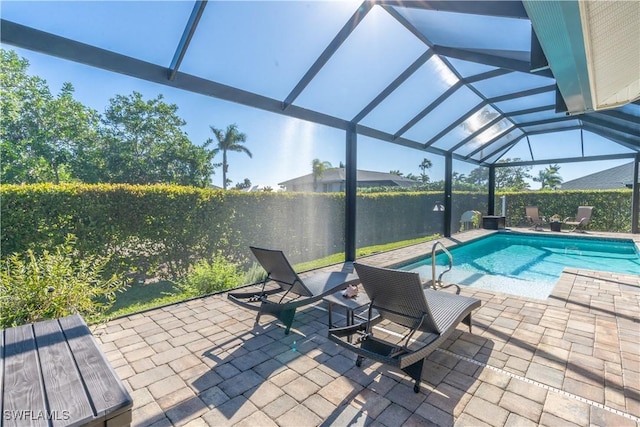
[549,214,562,232]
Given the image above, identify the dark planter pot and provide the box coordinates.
[550,222,562,232]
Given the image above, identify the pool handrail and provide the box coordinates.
[431,241,453,290]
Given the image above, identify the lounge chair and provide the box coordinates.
[328,263,481,393]
[565,206,594,232]
[228,246,358,334]
[525,206,546,230]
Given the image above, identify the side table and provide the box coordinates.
[323,290,371,329]
[482,215,506,230]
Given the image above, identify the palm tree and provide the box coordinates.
[312,158,332,192]
[419,158,432,183]
[209,124,251,190]
[533,164,562,189]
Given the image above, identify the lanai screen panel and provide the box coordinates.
[583,132,636,156]
[392,6,531,52]
[402,86,482,142]
[1,0,638,167]
[178,1,361,100]
[294,6,426,120]
[1,1,193,66]
[471,72,553,99]
[359,55,458,134]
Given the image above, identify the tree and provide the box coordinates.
[419,158,432,183]
[1,50,102,184]
[465,167,489,187]
[1,49,48,183]
[37,83,101,183]
[234,178,252,190]
[389,170,404,177]
[495,159,532,191]
[533,164,562,190]
[311,158,332,192]
[209,124,251,190]
[100,92,216,186]
[452,171,466,182]
[460,158,531,191]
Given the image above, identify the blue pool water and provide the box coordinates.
[401,232,640,299]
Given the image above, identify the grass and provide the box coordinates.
[293,234,440,271]
[98,280,187,322]
[95,234,440,323]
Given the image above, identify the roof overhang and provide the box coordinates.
[523,0,640,115]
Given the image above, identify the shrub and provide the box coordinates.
[0,235,125,328]
[179,255,243,297]
[244,262,267,285]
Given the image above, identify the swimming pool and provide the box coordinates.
[401,232,640,299]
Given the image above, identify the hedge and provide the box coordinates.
[1,185,636,280]
[496,189,634,232]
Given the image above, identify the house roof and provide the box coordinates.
[278,168,418,187]
[561,162,636,190]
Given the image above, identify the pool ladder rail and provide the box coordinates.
[429,241,460,294]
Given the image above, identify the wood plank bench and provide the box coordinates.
[1,314,132,426]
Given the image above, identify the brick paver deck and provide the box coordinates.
[92,229,640,426]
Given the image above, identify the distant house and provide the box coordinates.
[278,168,419,192]
[561,162,637,190]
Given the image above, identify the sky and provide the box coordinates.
[2,1,632,190]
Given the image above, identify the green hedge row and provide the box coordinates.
[1,185,636,280]
[496,189,634,232]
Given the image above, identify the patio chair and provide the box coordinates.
[564,206,594,232]
[525,206,546,230]
[228,246,358,334]
[328,263,481,393]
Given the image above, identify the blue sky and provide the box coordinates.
[3,1,630,189]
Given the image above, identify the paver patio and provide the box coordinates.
[92,229,640,426]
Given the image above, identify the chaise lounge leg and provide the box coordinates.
[279,309,296,335]
[402,358,426,393]
[463,313,473,333]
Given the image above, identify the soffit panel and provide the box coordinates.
[580,1,640,110]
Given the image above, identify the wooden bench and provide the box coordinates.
[1,314,132,426]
